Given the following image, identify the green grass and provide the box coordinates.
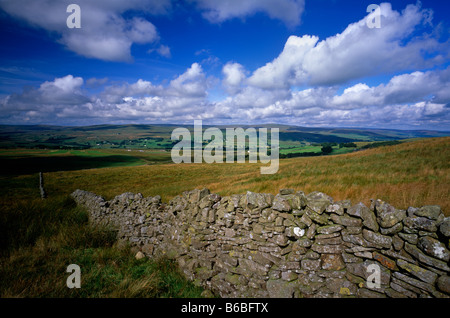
[1,244,204,298]
[279,145,356,155]
[0,195,204,298]
[329,146,357,155]
[280,145,322,154]
[0,148,172,175]
[322,132,373,141]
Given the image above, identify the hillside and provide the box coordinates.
[2,136,446,215]
[0,124,448,150]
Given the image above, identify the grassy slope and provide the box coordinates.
[33,136,449,214]
[0,197,204,298]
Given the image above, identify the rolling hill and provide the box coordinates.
[0,124,448,150]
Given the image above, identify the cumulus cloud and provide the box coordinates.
[156,45,172,58]
[0,0,305,62]
[2,65,450,129]
[0,75,91,123]
[0,0,170,62]
[222,62,247,94]
[147,44,172,58]
[3,75,87,110]
[248,34,318,89]
[85,77,109,88]
[191,0,305,27]
[169,63,208,98]
[0,63,213,124]
[206,66,450,129]
[330,68,450,109]
[249,2,449,88]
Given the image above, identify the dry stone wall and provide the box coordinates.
[71,188,450,298]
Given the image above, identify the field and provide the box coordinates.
[1,123,448,151]
[0,148,172,175]
[0,134,449,297]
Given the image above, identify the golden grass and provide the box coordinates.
[38,137,450,215]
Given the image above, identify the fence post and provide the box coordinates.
[39,172,47,199]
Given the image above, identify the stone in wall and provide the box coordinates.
[71,188,450,298]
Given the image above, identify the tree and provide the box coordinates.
[340,142,357,148]
[321,145,333,154]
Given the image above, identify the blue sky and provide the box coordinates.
[0,0,449,130]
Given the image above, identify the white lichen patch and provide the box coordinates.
[294,227,305,237]
[433,243,446,259]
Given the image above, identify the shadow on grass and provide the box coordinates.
[0,155,145,176]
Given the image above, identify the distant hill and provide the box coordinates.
[0,124,448,150]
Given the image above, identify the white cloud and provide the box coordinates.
[4,74,88,110]
[0,0,170,62]
[249,3,449,88]
[156,45,172,58]
[222,62,247,94]
[85,77,109,88]
[208,66,450,129]
[1,66,450,129]
[127,17,159,44]
[147,44,172,58]
[330,68,450,109]
[41,75,84,93]
[0,63,209,124]
[248,35,318,89]
[0,75,91,123]
[191,0,305,27]
[169,63,208,97]
[0,0,305,62]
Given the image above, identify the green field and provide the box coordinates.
[0,148,172,175]
[279,145,323,154]
[1,124,448,154]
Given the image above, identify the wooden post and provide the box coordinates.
[39,172,47,199]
